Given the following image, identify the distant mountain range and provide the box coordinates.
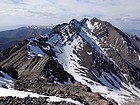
[123,29,140,36]
[0,25,52,51]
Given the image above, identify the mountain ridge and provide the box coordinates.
[0,18,140,105]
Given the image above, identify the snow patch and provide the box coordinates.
[138,55,140,60]
[46,96,83,105]
[129,83,140,98]
[0,88,44,98]
[0,71,14,89]
[0,88,82,105]
[87,52,92,55]
[80,27,102,53]
[64,78,74,84]
[28,45,45,57]
[83,20,99,32]
[27,43,47,59]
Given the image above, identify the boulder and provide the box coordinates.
[6,66,18,79]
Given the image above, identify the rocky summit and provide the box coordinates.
[0,18,140,105]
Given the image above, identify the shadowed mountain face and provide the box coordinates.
[0,18,140,105]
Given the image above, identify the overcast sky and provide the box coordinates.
[0,0,140,30]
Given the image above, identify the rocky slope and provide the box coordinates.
[0,18,140,105]
[0,41,116,105]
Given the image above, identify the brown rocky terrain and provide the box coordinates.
[0,41,117,105]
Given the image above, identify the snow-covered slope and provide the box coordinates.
[26,18,140,104]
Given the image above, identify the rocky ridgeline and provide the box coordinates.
[0,96,75,105]
[0,17,140,104]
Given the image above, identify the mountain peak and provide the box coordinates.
[0,18,140,104]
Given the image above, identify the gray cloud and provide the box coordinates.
[0,0,140,29]
[129,18,140,22]
[11,0,26,5]
[27,10,56,17]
